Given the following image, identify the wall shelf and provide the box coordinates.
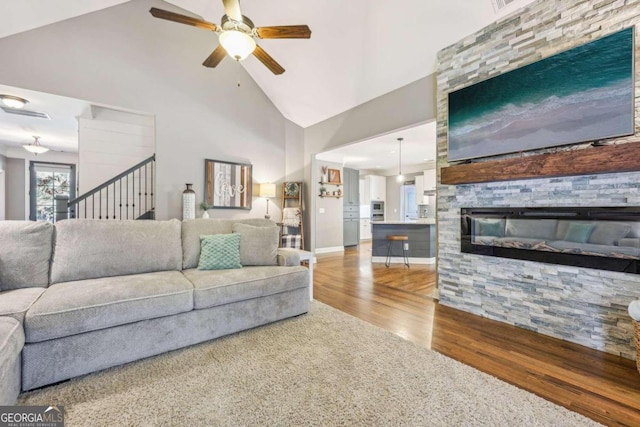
[319,194,342,198]
[319,181,342,185]
[441,142,640,185]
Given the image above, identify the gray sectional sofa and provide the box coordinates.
[0,218,309,403]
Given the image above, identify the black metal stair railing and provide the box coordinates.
[67,154,155,220]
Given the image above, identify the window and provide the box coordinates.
[29,162,76,223]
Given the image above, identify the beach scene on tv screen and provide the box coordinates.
[447,27,634,162]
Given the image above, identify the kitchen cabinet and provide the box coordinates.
[360,218,372,240]
[344,205,360,247]
[365,175,386,202]
[423,169,436,191]
[343,168,359,206]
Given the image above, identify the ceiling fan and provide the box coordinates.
[149,0,311,75]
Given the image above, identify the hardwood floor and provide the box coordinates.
[313,241,640,427]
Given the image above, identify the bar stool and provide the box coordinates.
[385,235,409,268]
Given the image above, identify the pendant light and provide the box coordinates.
[396,137,404,182]
[23,136,49,155]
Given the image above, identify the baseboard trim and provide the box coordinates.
[315,246,345,254]
[371,256,436,265]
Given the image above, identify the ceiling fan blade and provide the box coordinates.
[256,25,311,39]
[253,45,285,75]
[149,7,218,31]
[202,45,227,68]
[222,0,243,21]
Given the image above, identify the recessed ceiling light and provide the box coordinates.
[0,94,28,109]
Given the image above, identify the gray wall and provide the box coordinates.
[5,158,25,220]
[436,0,640,359]
[304,75,437,250]
[0,0,293,220]
[314,159,344,250]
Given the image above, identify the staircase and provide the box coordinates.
[67,155,155,220]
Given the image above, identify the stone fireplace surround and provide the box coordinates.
[436,0,640,359]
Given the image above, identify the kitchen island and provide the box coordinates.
[371,220,436,264]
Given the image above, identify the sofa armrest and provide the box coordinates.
[277,249,301,266]
[619,238,640,249]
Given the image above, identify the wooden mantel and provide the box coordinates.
[440,142,640,185]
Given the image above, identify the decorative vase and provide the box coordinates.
[182,183,196,220]
[202,210,210,219]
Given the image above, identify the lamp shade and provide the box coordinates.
[23,136,49,155]
[219,30,256,60]
[259,183,276,198]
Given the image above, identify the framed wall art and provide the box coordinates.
[204,159,252,209]
[447,27,634,162]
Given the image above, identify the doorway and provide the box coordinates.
[29,162,76,222]
[401,184,418,221]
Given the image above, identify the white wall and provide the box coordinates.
[0,0,292,220]
[78,106,155,193]
[304,75,436,250]
[0,153,5,220]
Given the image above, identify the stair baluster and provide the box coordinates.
[67,154,155,220]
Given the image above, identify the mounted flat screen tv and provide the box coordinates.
[447,27,635,162]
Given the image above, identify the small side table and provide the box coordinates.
[280,249,314,301]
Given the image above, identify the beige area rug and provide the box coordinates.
[19,302,601,426]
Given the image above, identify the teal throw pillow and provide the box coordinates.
[563,222,595,243]
[197,234,242,270]
[477,219,504,238]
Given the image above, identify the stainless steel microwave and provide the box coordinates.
[371,201,384,213]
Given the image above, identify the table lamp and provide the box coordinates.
[259,183,276,219]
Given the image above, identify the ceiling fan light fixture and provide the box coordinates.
[23,136,49,155]
[219,30,256,60]
[1,95,29,109]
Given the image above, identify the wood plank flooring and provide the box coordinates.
[313,242,640,427]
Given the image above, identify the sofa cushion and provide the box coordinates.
[0,288,45,323]
[588,222,632,246]
[0,221,52,291]
[505,219,558,240]
[232,223,279,266]
[474,219,505,238]
[25,271,194,343]
[198,234,242,270]
[182,266,308,309]
[0,317,24,405]
[563,222,595,243]
[182,218,276,269]
[51,219,182,284]
[619,238,640,249]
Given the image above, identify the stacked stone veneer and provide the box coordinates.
[436,0,640,359]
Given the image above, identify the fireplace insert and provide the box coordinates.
[461,207,640,274]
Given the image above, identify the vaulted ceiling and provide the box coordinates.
[0,0,536,129]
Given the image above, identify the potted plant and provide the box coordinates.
[200,201,212,218]
[319,186,327,196]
